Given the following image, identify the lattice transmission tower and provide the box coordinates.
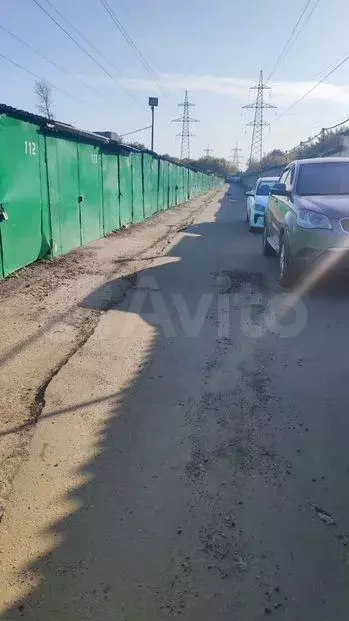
[242,70,276,165]
[231,142,241,170]
[172,90,199,159]
[203,145,213,157]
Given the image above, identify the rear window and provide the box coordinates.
[296,162,349,196]
[256,179,277,195]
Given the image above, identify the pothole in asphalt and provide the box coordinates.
[216,271,267,294]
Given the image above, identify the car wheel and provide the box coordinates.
[245,211,249,223]
[262,221,275,256]
[279,234,296,287]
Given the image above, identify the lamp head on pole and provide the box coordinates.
[148,97,159,108]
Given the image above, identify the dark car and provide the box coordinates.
[263,157,349,286]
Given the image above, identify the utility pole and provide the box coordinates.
[203,145,213,158]
[172,90,199,159]
[231,142,241,170]
[151,107,154,150]
[242,70,276,165]
[321,127,326,155]
[148,97,158,151]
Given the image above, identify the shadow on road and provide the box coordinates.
[3,188,260,620]
[4,185,349,620]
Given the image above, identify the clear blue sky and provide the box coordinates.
[2,0,349,165]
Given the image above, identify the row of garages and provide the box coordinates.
[0,105,222,278]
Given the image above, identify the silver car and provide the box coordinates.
[263,157,349,286]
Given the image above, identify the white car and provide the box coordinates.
[245,176,278,231]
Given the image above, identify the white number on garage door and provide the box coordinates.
[24,141,37,156]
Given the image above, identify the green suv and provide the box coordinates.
[263,157,349,286]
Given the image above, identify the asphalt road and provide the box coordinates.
[1,185,349,620]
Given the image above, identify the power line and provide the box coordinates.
[31,0,147,112]
[0,51,92,109]
[99,0,157,79]
[272,0,321,81]
[120,125,152,137]
[315,54,345,80]
[99,0,169,96]
[266,0,311,83]
[45,0,123,77]
[0,23,103,100]
[172,90,199,159]
[45,0,148,111]
[266,0,317,83]
[277,53,349,120]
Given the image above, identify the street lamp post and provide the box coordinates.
[148,97,158,151]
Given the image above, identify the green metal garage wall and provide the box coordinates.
[78,143,103,245]
[143,153,158,219]
[46,135,80,257]
[0,115,50,277]
[119,153,133,227]
[131,152,144,224]
[158,159,169,211]
[102,152,119,234]
[168,162,177,208]
[0,107,223,279]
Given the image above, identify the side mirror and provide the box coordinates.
[245,190,254,197]
[270,183,288,197]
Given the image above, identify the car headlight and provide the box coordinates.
[297,208,332,230]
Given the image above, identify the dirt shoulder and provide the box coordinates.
[0,189,223,515]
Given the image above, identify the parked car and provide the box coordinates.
[263,157,349,286]
[246,177,278,231]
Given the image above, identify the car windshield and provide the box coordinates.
[296,162,349,196]
[256,180,277,195]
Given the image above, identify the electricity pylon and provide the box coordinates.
[242,70,276,165]
[203,145,213,157]
[172,90,199,159]
[231,142,241,170]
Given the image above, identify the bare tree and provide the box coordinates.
[34,79,54,119]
